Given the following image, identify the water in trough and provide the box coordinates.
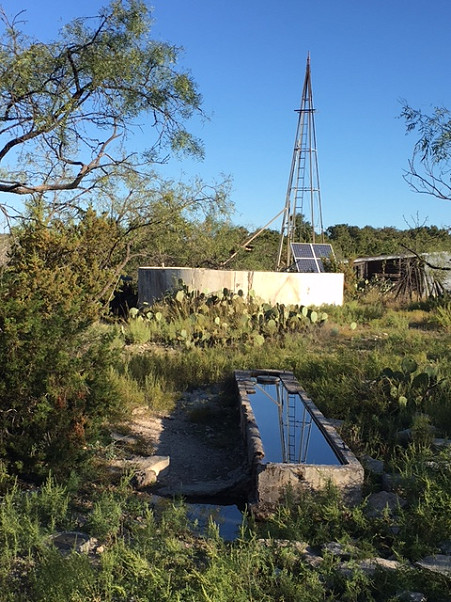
[248,375,342,465]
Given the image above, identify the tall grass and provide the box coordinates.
[429,299,451,332]
[2,476,448,601]
[117,294,451,450]
[2,297,451,600]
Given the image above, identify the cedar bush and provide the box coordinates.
[0,208,121,477]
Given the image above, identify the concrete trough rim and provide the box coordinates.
[235,369,364,507]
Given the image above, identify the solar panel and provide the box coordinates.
[313,244,334,258]
[291,243,334,273]
[295,258,320,273]
[291,243,314,258]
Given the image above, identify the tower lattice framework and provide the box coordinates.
[276,54,324,270]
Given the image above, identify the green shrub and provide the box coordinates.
[125,285,328,351]
[0,211,122,477]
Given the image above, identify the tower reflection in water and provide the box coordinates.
[248,375,341,465]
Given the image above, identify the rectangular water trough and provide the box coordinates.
[235,370,364,511]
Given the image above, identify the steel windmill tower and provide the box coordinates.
[276,54,325,270]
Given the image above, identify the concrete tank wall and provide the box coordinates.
[235,370,364,511]
[138,267,344,307]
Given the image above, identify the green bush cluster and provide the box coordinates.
[345,356,451,456]
[0,210,122,478]
[126,285,328,348]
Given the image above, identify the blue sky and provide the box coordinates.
[2,0,451,233]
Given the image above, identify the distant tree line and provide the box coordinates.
[324,223,451,259]
[193,219,451,273]
[3,218,449,277]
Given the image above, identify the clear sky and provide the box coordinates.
[2,0,451,233]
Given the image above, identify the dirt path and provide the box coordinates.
[122,385,249,501]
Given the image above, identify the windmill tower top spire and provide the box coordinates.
[276,54,325,270]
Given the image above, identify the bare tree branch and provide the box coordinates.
[403,159,451,201]
[0,1,204,213]
[400,243,451,271]
[401,101,451,202]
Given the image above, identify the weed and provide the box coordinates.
[325,298,385,324]
[108,366,146,410]
[26,475,70,533]
[86,490,124,540]
[429,299,451,332]
[31,548,95,602]
[124,315,152,344]
[143,372,176,412]
[110,358,177,414]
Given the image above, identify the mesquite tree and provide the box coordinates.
[401,103,451,202]
[0,1,232,477]
[0,0,203,217]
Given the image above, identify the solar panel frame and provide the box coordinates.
[290,243,334,273]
